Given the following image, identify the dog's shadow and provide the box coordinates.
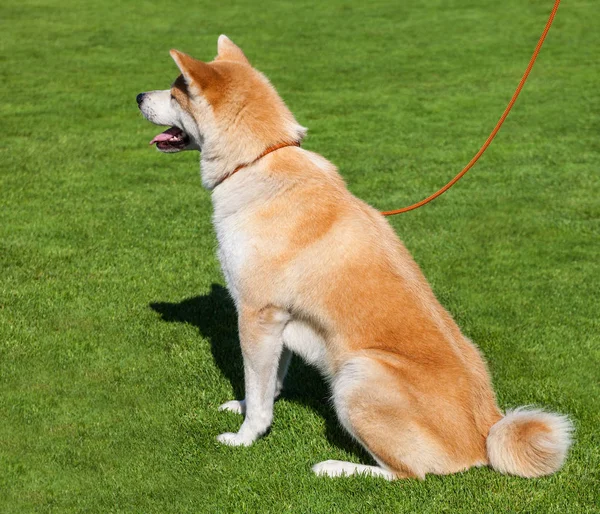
[150,283,369,461]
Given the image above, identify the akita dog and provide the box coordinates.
[137,35,573,479]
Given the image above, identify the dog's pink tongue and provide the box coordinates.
[149,127,181,145]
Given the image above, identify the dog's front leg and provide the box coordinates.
[217,306,289,447]
[218,347,292,416]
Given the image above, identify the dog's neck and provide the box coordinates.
[199,123,306,191]
[214,141,302,189]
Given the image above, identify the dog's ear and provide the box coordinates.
[216,35,250,65]
[170,49,220,91]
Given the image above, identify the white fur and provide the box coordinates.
[218,348,292,416]
[282,320,330,376]
[218,308,291,446]
[304,150,337,174]
[218,399,246,415]
[138,89,202,152]
[210,161,290,308]
[312,460,395,480]
[331,358,369,440]
[274,347,293,397]
[138,89,177,126]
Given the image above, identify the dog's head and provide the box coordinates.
[137,35,306,188]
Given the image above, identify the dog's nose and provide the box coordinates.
[136,93,145,106]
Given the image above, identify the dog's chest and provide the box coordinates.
[213,216,251,304]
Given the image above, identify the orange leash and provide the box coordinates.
[381,0,561,216]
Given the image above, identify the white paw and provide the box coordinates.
[312,460,348,477]
[218,399,246,415]
[216,432,253,447]
[312,460,395,480]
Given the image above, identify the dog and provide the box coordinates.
[137,35,573,479]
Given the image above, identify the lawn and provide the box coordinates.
[1,0,598,511]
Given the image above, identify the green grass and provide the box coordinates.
[1,0,598,511]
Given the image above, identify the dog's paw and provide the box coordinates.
[216,432,253,447]
[312,460,348,477]
[312,460,396,480]
[218,399,246,415]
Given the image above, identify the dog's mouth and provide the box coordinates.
[149,126,190,153]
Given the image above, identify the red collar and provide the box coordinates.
[214,141,301,188]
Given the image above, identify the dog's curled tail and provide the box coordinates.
[486,407,573,478]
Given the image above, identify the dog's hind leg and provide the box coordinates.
[217,306,290,446]
[218,347,292,415]
[312,356,438,479]
[314,354,489,479]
